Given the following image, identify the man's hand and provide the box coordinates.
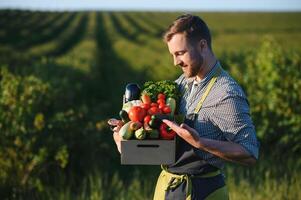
[162,119,257,166]
[112,125,123,154]
[162,119,202,149]
[108,119,124,154]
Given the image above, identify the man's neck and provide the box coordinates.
[195,57,217,82]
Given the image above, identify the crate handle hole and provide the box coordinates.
[137,144,159,148]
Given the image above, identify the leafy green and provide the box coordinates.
[141,80,182,102]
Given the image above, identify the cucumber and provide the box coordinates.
[149,118,161,129]
[119,121,134,140]
[119,110,130,122]
[152,114,174,122]
[166,97,176,115]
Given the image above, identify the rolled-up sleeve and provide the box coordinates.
[212,89,260,159]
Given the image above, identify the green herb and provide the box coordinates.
[141,80,182,102]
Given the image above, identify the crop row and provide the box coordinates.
[0,12,76,49]
[0,11,300,75]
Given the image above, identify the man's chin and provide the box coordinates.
[183,71,193,78]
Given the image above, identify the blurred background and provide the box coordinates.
[0,0,301,199]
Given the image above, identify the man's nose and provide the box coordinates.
[173,57,182,66]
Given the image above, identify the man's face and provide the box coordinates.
[167,33,203,78]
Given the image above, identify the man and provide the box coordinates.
[113,14,259,200]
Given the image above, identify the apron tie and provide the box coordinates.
[162,168,192,200]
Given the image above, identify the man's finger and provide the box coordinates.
[162,119,189,136]
[113,125,122,132]
[180,123,200,141]
[162,119,181,131]
[180,123,195,132]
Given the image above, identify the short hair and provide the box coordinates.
[163,14,212,49]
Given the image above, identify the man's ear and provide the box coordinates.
[200,39,207,49]
[197,39,207,53]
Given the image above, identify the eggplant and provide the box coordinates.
[124,83,141,103]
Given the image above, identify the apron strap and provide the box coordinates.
[194,65,222,114]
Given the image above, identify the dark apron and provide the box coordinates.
[163,114,226,200]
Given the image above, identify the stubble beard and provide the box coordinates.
[185,55,203,78]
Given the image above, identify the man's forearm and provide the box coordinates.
[197,138,256,166]
[163,120,257,166]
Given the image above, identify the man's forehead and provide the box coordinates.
[167,33,188,53]
[169,33,186,44]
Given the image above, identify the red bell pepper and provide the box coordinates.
[159,123,176,140]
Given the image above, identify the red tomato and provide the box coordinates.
[157,93,166,100]
[163,106,171,114]
[141,103,150,110]
[157,98,165,105]
[158,103,165,110]
[151,103,158,107]
[128,106,146,122]
[144,115,151,124]
[148,106,161,115]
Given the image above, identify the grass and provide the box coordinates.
[31,157,301,200]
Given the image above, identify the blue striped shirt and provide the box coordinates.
[175,62,259,169]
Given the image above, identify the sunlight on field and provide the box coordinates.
[0,10,300,199]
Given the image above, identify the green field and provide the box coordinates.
[0,10,301,199]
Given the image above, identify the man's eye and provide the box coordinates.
[176,51,185,56]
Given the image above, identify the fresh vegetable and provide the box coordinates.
[157,93,166,100]
[159,123,176,140]
[119,110,130,122]
[149,118,161,129]
[157,98,165,105]
[124,83,141,103]
[135,128,146,140]
[141,80,181,103]
[147,106,161,115]
[152,114,174,122]
[150,102,158,107]
[141,103,150,110]
[166,97,176,116]
[128,106,146,122]
[144,122,159,139]
[158,103,165,110]
[122,100,142,113]
[162,106,171,114]
[111,81,182,141]
[130,121,142,131]
[119,121,134,140]
[144,115,151,124]
[141,93,151,104]
[147,129,159,139]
